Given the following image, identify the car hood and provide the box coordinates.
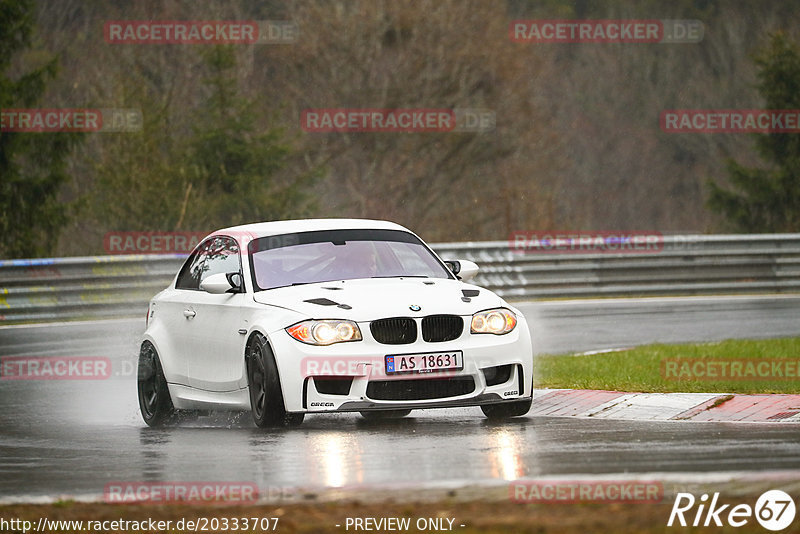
[251,278,507,321]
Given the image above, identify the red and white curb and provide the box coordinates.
[531,389,800,423]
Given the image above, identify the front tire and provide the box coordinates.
[137,341,175,427]
[246,333,304,428]
[481,398,532,420]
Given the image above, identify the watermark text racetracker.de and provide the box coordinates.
[510,479,663,503]
[104,20,297,44]
[104,231,206,255]
[302,355,471,380]
[662,359,800,381]
[103,231,301,254]
[0,356,136,381]
[1,108,142,132]
[0,356,111,380]
[510,19,703,43]
[509,231,701,254]
[301,108,495,133]
[104,481,260,504]
[661,109,800,133]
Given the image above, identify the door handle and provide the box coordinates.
[183,309,196,319]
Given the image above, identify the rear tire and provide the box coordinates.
[246,333,304,427]
[481,398,532,419]
[137,341,175,427]
[359,409,412,420]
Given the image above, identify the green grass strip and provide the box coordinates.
[536,337,800,394]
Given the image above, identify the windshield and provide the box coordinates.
[248,229,452,291]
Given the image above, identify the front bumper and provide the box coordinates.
[267,315,534,414]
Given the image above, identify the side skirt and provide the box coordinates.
[168,383,250,411]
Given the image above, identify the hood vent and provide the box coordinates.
[304,297,352,310]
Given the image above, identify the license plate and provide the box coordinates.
[385,351,463,375]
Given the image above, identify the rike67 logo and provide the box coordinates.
[668,490,796,531]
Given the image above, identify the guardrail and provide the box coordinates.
[1,234,799,324]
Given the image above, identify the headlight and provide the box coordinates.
[470,308,517,335]
[286,320,362,345]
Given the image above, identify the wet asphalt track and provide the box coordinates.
[1,295,799,499]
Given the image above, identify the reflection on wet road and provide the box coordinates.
[1,296,799,499]
[2,378,800,499]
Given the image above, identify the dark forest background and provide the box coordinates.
[3,0,800,258]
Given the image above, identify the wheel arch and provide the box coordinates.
[244,329,290,400]
[140,329,182,386]
[244,327,305,425]
[140,335,168,377]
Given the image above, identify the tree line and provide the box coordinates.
[1,0,799,259]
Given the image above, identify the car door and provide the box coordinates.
[176,236,248,392]
[152,243,211,386]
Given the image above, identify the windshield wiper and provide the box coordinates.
[262,282,314,290]
[370,275,429,279]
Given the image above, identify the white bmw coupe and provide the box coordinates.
[138,219,533,427]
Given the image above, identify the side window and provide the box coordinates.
[201,236,241,284]
[175,243,207,290]
[175,236,241,290]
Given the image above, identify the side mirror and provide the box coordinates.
[444,259,479,281]
[200,272,243,294]
[226,272,243,292]
[444,260,460,274]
